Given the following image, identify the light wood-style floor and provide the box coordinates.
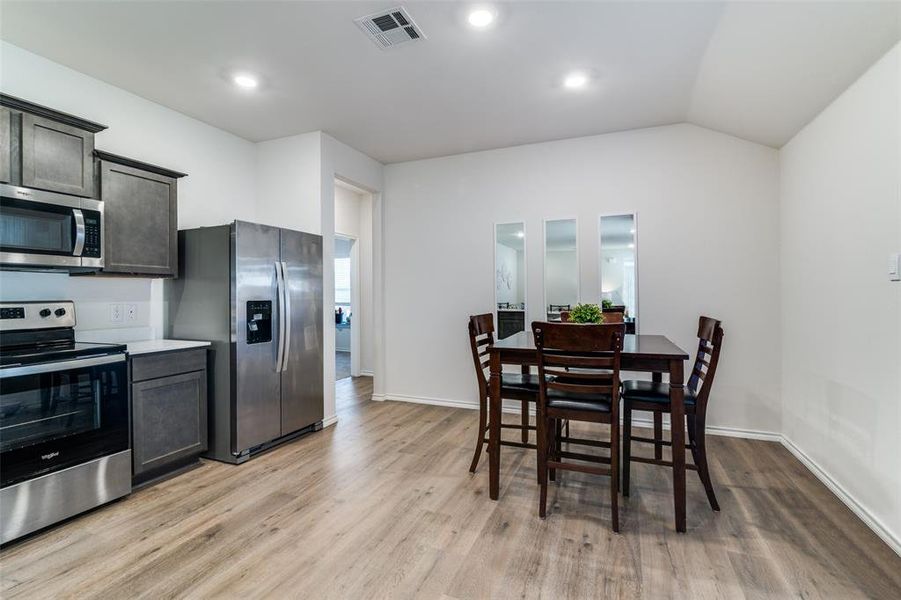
[2,376,899,599]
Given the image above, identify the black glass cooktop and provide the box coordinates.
[0,341,127,368]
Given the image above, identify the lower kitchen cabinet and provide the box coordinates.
[130,348,208,484]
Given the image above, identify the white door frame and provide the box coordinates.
[335,232,362,377]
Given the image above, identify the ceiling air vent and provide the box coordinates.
[355,6,425,50]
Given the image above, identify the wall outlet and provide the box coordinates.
[109,303,123,323]
[126,304,137,321]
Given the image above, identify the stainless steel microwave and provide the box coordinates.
[0,184,103,270]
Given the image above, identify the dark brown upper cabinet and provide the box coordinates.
[95,151,186,277]
[0,94,107,197]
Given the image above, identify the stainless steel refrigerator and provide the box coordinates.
[166,221,324,463]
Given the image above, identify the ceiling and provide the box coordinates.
[1,1,898,164]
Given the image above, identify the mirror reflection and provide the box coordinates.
[600,214,637,332]
[495,222,526,339]
[544,218,578,321]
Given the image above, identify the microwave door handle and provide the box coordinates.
[281,261,291,372]
[72,209,85,256]
[275,261,286,372]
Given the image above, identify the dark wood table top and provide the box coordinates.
[491,331,689,360]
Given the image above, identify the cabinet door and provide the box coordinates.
[132,370,207,477]
[21,113,94,197]
[0,107,10,184]
[100,160,177,276]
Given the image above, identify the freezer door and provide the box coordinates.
[233,221,283,453]
[279,228,324,434]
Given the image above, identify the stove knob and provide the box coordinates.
[55,308,67,317]
[39,308,52,318]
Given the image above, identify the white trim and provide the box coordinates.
[780,435,901,557]
[384,393,530,415]
[371,393,386,402]
[322,414,339,428]
[360,370,375,377]
[628,415,782,442]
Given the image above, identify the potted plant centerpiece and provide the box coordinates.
[568,303,605,324]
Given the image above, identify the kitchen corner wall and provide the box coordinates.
[0,42,258,333]
[779,42,901,553]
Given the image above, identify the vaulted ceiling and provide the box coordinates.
[1,1,898,163]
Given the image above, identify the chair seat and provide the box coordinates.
[546,388,612,413]
[621,380,697,407]
[501,372,540,393]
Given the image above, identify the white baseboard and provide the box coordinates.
[628,415,782,442]
[780,435,901,557]
[322,414,338,428]
[371,393,386,402]
[360,370,375,377]
[380,392,898,557]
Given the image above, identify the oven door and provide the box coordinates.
[0,353,128,488]
[0,185,89,268]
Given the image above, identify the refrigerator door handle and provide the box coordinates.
[281,261,292,372]
[275,260,286,372]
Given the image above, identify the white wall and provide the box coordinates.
[383,123,782,434]
[0,42,258,334]
[780,42,901,553]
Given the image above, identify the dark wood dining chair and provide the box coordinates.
[532,321,625,531]
[621,316,724,511]
[468,314,538,473]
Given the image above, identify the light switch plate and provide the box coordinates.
[890,253,900,282]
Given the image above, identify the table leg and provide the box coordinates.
[489,351,502,500]
[669,359,686,532]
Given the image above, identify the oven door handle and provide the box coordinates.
[72,209,86,257]
[0,354,125,379]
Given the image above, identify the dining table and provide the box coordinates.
[487,330,691,532]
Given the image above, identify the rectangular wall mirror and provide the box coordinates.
[495,222,526,339]
[544,218,579,321]
[599,213,638,332]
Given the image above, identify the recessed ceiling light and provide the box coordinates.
[232,74,259,90]
[468,8,495,28]
[563,71,589,90]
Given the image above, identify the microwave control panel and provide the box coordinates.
[81,210,102,258]
[246,301,272,344]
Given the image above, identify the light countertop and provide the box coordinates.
[125,339,211,356]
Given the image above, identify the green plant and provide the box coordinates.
[601,298,614,309]
[569,303,605,324]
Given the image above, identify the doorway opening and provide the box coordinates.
[334,179,374,405]
[334,234,355,381]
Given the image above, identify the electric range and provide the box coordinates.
[0,301,131,545]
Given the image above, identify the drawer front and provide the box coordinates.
[131,348,207,382]
[132,370,207,476]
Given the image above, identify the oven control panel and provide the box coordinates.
[0,302,76,331]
